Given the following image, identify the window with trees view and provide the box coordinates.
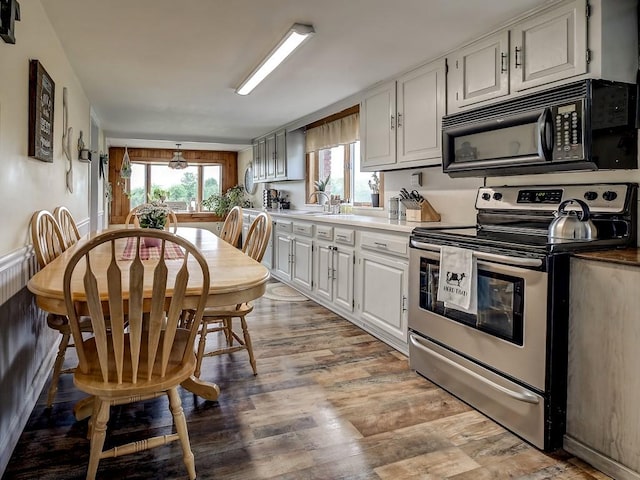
[305,107,381,206]
[129,164,222,212]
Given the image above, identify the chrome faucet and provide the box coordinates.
[308,191,331,211]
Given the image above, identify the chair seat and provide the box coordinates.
[74,330,196,398]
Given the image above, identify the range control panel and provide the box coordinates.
[477,184,630,213]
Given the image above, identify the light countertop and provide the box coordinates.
[245,208,473,234]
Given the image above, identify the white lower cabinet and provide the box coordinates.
[291,224,313,292]
[314,228,355,312]
[358,250,408,343]
[264,214,410,354]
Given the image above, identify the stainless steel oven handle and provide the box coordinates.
[410,240,542,268]
[409,335,540,405]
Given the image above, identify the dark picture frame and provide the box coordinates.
[28,59,55,162]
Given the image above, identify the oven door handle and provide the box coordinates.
[410,240,543,268]
[410,335,540,405]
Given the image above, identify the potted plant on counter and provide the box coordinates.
[202,185,251,216]
[368,173,380,207]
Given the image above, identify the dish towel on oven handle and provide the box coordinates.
[437,246,477,314]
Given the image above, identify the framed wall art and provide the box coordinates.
[28,59,55,162]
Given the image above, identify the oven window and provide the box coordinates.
[419,257,524,345]
[454,123,538,162]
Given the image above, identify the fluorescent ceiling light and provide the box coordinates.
[236,23,315,96]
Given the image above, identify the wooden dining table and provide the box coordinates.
[27,226,270,416]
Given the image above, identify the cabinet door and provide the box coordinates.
[361,81,396,169]
[256,138,267,181]
[314,243,333,302]
[511,0,587,92]
[333,247,354,312]
[292,237,313,292]
[359,251,408,342]
[265,134,276,179]
[262,231,273,270]
[396,60,446,165]
[274,129,287,179]
[448,30,510,110]
[274,234,292,280]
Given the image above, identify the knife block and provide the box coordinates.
[401,198,441,222]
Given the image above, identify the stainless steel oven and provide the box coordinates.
[408,183,637,451]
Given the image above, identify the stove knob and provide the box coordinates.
[492,192,503,201]
[584,191,598,201]
[481,192,491,201]
[603,191,618,201]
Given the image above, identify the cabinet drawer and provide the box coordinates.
[315,225,333,241]
[275,220,293,233]
[293,223,313,237]
[360,231,408,257]
[334,228,355,246]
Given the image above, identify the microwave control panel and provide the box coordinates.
[551,100,584,161]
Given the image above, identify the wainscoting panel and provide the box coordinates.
[0,247,57,477]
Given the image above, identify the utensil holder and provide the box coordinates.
[400,198,441,222]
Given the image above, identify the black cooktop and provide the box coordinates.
[411,226,632,255]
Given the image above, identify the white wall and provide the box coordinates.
[0,2,96,474]
[0,0,92,257]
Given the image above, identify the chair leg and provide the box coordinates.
[194,320,209,378]
[168,387,196,480]
[47,332,71,407]
[225,317,233,346]
[86,398,110,480]
[240,316,257,375]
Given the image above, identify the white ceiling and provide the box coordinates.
[40,0,551,150]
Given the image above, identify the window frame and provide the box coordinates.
[108,147,238,224]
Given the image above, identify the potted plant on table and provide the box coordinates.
[137,202,171,247]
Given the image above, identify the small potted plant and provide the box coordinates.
[313,174,330,205]
[137,202,171,247]
[368,173,380,207]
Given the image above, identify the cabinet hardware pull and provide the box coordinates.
[500,52,507,73]
[402,295,407,312]
[514,46,522,68]
[397,113,403,127]
[390,114,395,130]
[374,242,387,248]
[337,235,347,240]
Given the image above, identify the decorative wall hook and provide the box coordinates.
[77,130,90,161]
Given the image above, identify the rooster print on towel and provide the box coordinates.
[437,246,476,312]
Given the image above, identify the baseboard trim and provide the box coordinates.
[564,435,640,480]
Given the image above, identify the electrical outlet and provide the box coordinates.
[410,172,422,187]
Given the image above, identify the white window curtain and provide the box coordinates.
[305,113,359,153]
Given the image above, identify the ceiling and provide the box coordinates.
[40,0,551,151]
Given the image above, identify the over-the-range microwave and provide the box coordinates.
[442,79,638,177]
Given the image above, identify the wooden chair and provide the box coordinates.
[195,212,272,377]
[219,205,242,247]
[31,210,91,407]
[62,228,210,480]
[125,203,178,233]
[53,206,81,249]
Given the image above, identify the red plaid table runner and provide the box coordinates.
[121,237,185,261]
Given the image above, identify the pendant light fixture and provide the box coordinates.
[168,143,188,169]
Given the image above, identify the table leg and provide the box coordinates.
[180,376,220,401]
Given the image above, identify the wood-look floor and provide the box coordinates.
[4,284,610,480]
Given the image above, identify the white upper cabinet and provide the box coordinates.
[361,81,396,168]
[252,128,304,183]
[510,0,587,92]
[448,31,510,109]
[447,0,637,112]
[361,60,446,171]
[396,61,446,165]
